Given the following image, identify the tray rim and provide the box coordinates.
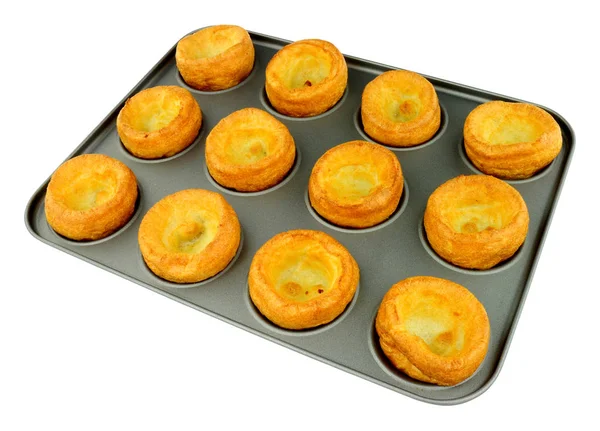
[24,29,576,405]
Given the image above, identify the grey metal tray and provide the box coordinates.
[24,30,574,405]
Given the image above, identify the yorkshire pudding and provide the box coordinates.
[138,189,241,283]
[464,101,562,179]
[376,276,490,386]
[361,70,441,147]
[248,229,359,330]
[309,140,403,228]
[424,175,529,270]
[265,39,348,117]
[205,108,295,192]
[176,25,255,91]
[45,154,138,241]
[116,85,202,159]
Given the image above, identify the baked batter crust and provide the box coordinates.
[308,140,403,228]
[464,101,562,179]
[376,276,490,386]
[265,39,348,117]
[138,189,241,283]
[45,154,138,241]
[424,175,529,269]
[176,25,255,91]
[248,230,359,329]
[116,85,202,159]
[361,70,441,146]
[205,108,295,192]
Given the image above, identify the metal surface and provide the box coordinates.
[24,31,575,405]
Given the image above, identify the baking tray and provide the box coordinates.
[24,30,574,405]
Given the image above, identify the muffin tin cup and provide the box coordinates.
[458,138,557,184]
[119,121,206,164]
[418,217,526,276]
[175,58,260,96]
[45,184,144,247]
[204,147,302,197]
[304,180,410,234]
[260,85,350,122]
[25,30,575,405]
[354,102,449,152]
[245,280,361,337]
[367,306,483,391]
[137,229,245,289]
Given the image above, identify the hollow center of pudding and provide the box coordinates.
[271,246,339,302]
[482,116,545,145]
[280,48,332,89]
[129,93,181,133]
[163,212,218,254]
[63,173,117,211]
[444,195,518,233]
[379,88,422,123]
[402,298,465,357]
[187,27,242,59]
[329,164,378,199]
[387,96,421,122]
[225,129,272,165]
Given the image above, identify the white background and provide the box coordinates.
[2,1,598,429]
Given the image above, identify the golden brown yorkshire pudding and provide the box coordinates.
[45,154,138,241]
[205,108,296,192]
[176,25,255,91]
[424,175,529,270]
[361,70,441,147]
[116,85,201,159]
[265,39,348,117]
[463,101,562,179]
[138,189,241,283]
[248,230,359,330]
[309,140,403,228]
[376,276,490,386]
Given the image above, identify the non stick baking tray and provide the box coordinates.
[24,30,574,405]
